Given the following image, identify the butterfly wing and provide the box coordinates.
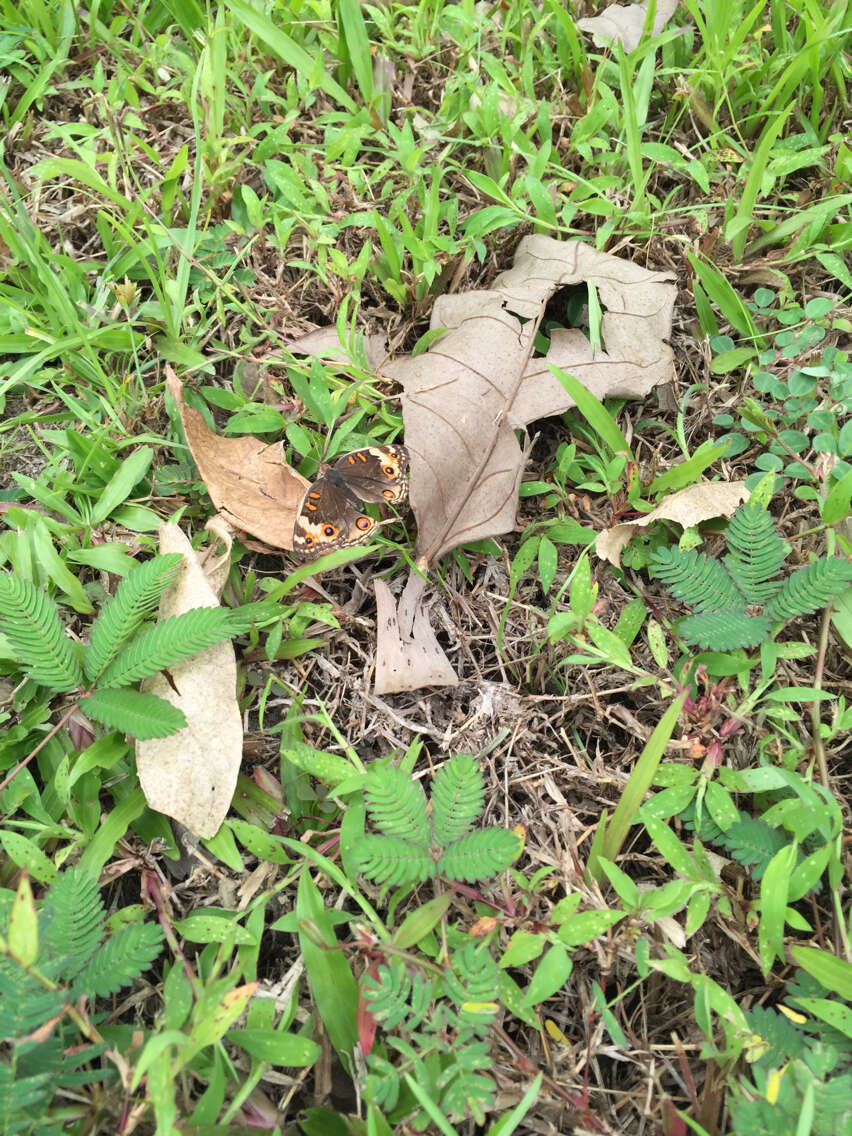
[292,476,377,557]
[331,445,409,504]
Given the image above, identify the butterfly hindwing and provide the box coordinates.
[292,445,408,558]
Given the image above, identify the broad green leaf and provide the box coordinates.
[227,1028,322,1066]
[90,447,154,524]
[521,945,572,1008]
[791,946,852,1000]
[500,930,546,968]
[297,866,359,1062]
[758,842,797,974]
[391,894,452,950]
[8,872,38,966]
[557,909,624,947]
[175,912,256,944]
[0,831,58,885]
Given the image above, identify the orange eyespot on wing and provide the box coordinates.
[356,516,372,531]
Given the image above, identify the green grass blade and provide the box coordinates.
[223,0,356,111]
[594,690,688,879]
[550,367,633,457]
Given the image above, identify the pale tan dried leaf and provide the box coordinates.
[374,574,458,693]
[595,482,751,567]
[577,0,679,51]
[384,234,675,568]
[167,369,308,550]
[286,325,389,370]
[136,524,242,839]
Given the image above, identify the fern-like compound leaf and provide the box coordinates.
[440,1065,496,1124]
[362,958,421,1029]
[431,753,485,846]
[97,607,237,689]
[744,1006,807,1063]
[437,828,522,883]
[40,870,104,976]
[443,942,501,1020]
[0,1063,54,1130]
[72,922,164,998]
[85,553,183,681]
[79,689,187,740]
[678,610,770,650]
[0,575,84,692]
[0,971,65,1041]
[764,557,852,622]
[364,1053,401,1112]
[352,834,434,887]
[362,764,430,845]
[649,547,744,612]
[716,819,787,880]
[723,501,787,604]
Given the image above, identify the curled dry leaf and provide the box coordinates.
[375,234,676,692]
[136,523,242,839]
[167,368,308,550]
[577,0,679,51]
[595,482,751,568]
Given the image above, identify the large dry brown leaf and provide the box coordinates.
[577,0,679,51]
[375,235,676,691]
[386,235,672,568]
[385,235,676,568]
[595,482,751,568]
[136,523,242,839]
[168,369,308,550]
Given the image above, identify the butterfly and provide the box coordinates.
[292,445,409,558]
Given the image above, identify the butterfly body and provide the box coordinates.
[293,445,409,558]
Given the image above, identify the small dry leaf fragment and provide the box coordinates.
[595,482,751,568]
[577,0,679,51]
[373,575,458,693]
[136,524,242,839]
[167,369,308,550]
[285,325,389,371]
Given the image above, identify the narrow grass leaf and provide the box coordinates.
[686,254,758,340]
[728,101,795,262]
[224,0,356,111]
[552,367,633,456]
[592,690,688,879]
[337,0,374,102]
[487,1072,544,1136]
[647,443,729,495]
[77,788,147,877]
